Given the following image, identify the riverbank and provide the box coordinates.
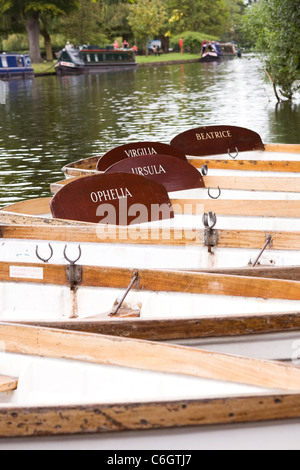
[33,52,202,76]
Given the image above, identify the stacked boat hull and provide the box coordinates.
[0,125,300,447]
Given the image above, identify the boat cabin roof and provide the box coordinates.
[0,52,33,70]
[203,43,236,55]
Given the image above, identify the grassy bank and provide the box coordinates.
[136,52,201,64]
[32,52,202,75]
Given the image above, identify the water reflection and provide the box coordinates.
[0,55,298,206]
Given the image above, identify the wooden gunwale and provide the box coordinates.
[2,262,300,301]
[1,392,300,438]
[172,199,300,218]
[190,159,300,173]
[1,223,300,251]
[4,194,300,223]
[52,175,300,194]
[61,143,300,176]
[14,311,300,340]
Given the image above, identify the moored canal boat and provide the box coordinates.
[55,45,137,75]
[0,52,34,80]
[200,42,240,62]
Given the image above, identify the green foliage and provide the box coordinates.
[1,0,247,61]
[58,0,106,44]
[165,0,245,37]
[170,31,218,53]
[127,0,168,53]
[243,0,300,100]
[2,32,29,50]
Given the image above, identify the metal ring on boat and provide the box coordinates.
[63,244,82,265]
[208,186,221,200]
[227,147,239,159]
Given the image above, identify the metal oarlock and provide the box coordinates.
[208,186,221,200]
[228,147,239,159]
[200,164,208,176]
[36,243,54,263]
[203,212,219,252]
[63,245,82,290]
[110,270,139,316]
[203,211,217,230]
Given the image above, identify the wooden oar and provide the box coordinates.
[1,322,300,391]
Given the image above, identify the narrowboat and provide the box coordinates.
[201,42,240,62]
[0,52,34,79]
[55,45,137,75]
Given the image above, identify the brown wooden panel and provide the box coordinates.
[105,154,205,192]
[171,126,265,157]
[97,142,187,171]
[50,173,174,225]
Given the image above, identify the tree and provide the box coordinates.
[127,0,167,54]
[0,0,78,63]
[244,0,300,101]
[165,0,245,37]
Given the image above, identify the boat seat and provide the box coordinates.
[0,375,18,393]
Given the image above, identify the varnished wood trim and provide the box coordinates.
[1,224,300,251]
[190,159,300,172]
[203,175,300,193]
[264,143,300,153]
[171,199,300,218]
[2,262,300,300]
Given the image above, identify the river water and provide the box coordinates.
[0,54,299,208]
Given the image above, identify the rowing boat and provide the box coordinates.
[1,133,300,448]
[1,322,300,449]
[1,163,300,280]
[61,126,300,179]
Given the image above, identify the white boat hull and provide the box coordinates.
[1,327,300,449]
